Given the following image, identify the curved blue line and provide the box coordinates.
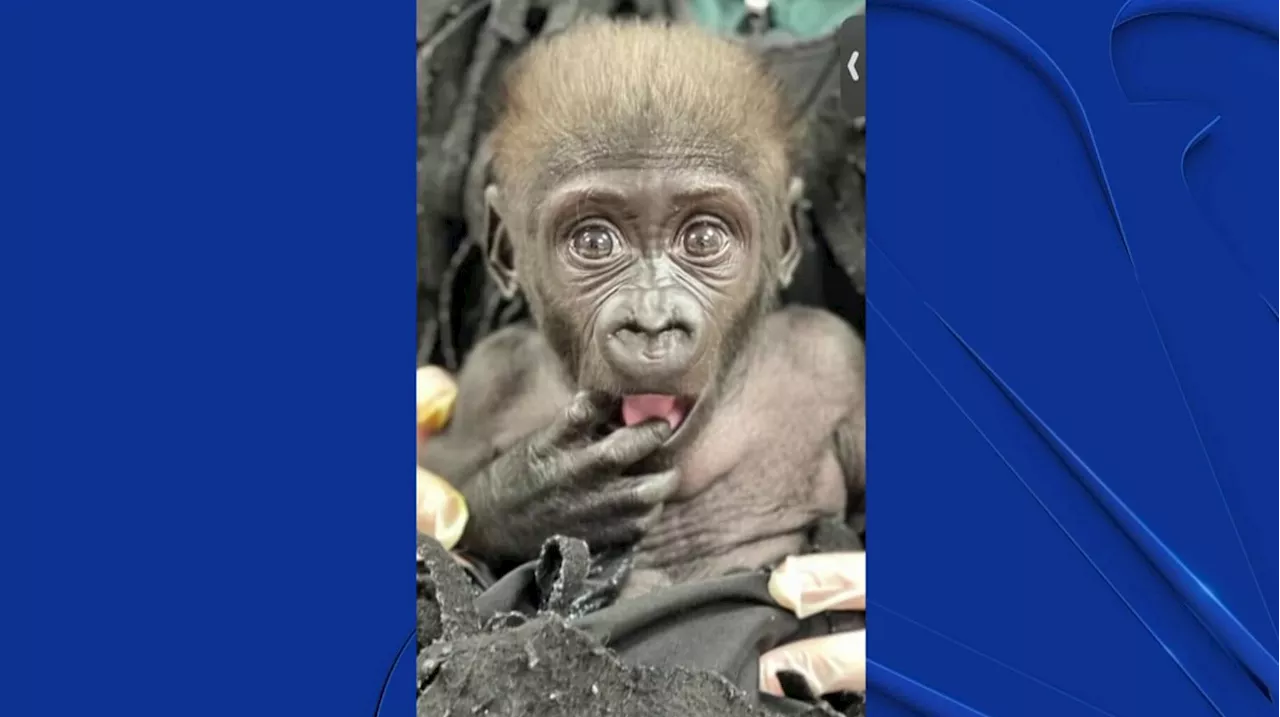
[1175,115,1280,633]
[1183,114,1220,157]
[871,0,1136,268]
[872,602,1123,717]
[871,660,994,716]
[870,0,1280,698]
[1110,3,1277,319]
[1114,0,1279,39]
[1114,0,1280,644]
[868,288,1226,715]
[926,303,1280,701]
[373,628,416,716]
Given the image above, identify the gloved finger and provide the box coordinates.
[417,365,458,435]
[759,629,866,697]
[769,551,865,618]
[417,467,469,549]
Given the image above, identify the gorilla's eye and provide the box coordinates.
[679,219,729,258]
[569,223,619,261]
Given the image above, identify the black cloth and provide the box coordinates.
[418,525,865,716]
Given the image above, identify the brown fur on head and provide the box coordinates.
[483,20,803,296]
[481,19,806,410]
[490,19,796,207]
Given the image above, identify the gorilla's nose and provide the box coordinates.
[602,299,698,383]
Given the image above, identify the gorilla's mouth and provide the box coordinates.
[619,394,694,431]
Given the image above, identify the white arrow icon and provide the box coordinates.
[847,50,860,82]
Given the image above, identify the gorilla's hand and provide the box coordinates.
[459,391,677,564]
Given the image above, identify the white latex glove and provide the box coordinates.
[760,551,866,696]
[416,366,467,549]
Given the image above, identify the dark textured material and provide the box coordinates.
[418,528,865,716]
[417,534,482,646]
[419,613,782,717]
[534,537,634,619]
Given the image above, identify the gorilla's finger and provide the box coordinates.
[536,391,614,448]
[565,470,680,516]
[617,469,681,507]
[583,504,666,547]
[570,420,671,475]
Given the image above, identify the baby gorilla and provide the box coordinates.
[421,19,865,596]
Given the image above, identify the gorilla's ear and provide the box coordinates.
[778,176,805,289]
[482,185,519,299]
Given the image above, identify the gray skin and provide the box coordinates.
[421,159,865,598]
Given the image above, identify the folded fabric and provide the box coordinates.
[417,526,865,716]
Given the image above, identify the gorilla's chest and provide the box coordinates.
[626,339,850,586]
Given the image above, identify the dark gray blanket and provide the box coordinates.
[416,524,865,716]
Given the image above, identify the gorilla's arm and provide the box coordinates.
[830,320,866,532]
[834,414,866,536]
[420,326,679,566]
[418,326,549,489]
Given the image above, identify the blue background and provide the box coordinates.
[2,1,1274,716]
[867,0,1277,714]
[4,0,415,714]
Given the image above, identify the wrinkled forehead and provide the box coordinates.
[534,163,759,222]
[506,141,790,220]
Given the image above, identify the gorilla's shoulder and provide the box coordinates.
[466,323,545,361]
[454,323,556,395]
[766,306,864,380]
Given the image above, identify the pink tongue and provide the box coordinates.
[621,394,684,430]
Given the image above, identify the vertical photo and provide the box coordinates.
[14,0,1275,714]
[415,3,867,715]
